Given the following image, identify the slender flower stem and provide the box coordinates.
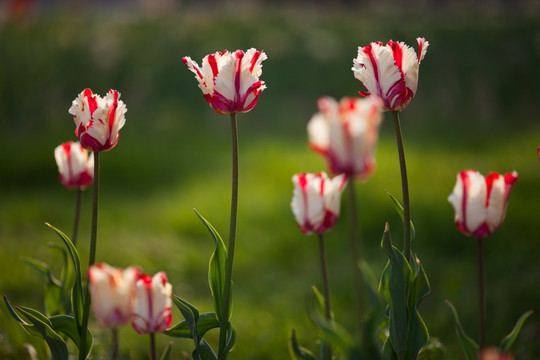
[112,328,119,360]
[150,333,157,360]
[317,233,332,360]
[71,188,82,246]
[218,113,239,359]
[79,151,100,360]
[392,111,411,261]
[347,181,364,328]
[477,238,485,349]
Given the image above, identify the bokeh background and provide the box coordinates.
[1,0,539,358]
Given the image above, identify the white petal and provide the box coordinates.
[463,171,488,232]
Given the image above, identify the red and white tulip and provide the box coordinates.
[132,272,173,334]
[291,172,347,235]
[54,141,94,190]
[308,96,383,179]
[69,88,127,152]
[88,263,140,328]
[352,38,429,111]
[183,48,267,115]
[448,170,518,239]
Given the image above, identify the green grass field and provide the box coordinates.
[1,3,539,359]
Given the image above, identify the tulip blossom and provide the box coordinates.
[352,38,429,111]
[307,96,383,179]
[479,347,514,360]
[69,88,127,152]
[54,141,94,190]
[132,272,173,334]
[291,172,347,235]
[182,48,267,115]
[88,263,140,328]
[448,170,518,239]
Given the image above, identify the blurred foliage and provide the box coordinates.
[0,2,539,359]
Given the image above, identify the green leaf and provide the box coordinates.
[46,223,84,329]
[385,191,415,241]
[358,259,385,360]
[379,222,411,358]
[159,342,173,360]
[194,210,228,322]
[16,306,69,360]
[50,315,93,358]
[165,312,220,339]
[499,310,533,352]
[306,287,354,355]
[195,339,218,360]
[445,300,478,360]
[171,294,200,341]
[48,242,74,312]
[3,296,42,338]
[223,321,237,356]
[417,337,446,360]
[288,329,317,360]
[22,257,62,286]
[406,255,431,360]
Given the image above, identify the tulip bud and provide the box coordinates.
[183,48,267,115]
[291,172,347,235]
[352,38,428,111]
[132,272,173,334]
[69,88,127,152]
[54,141,94,190]
[448,170,518,239]
[88,263,139,328]
[308,96,383,179]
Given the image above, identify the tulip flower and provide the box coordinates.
[307,96,383,179]
[479,347,514,360]
[88,263,140,328]
[54,141,94,190]
[352,38,429,111]
[448,170,518,239]
[132,272,173,335]
[291,172,347,235]
[183,48,267,115]
[69,88,127,152]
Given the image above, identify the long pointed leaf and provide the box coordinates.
[194,210,228,322]
[171,295,199,341]
[165,313,220,339]
[160,342,173,360]
[445,300,478,360]
[406,255,431,360]
[306,287,354,355]
[379,223,411,358]
[50,315,93,358]
[16,306,69,360]
[22,257,62,286]
[195,339,217,360]
[45,223,84,329]
[499,310,533,351]
[385,191,415,241]
[289,329,317,360]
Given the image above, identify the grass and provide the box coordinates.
[1,3,539,359]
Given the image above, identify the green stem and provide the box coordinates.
[150,332,157,360]
[347,181,364,330]
[79,151,100,360]
[218,113,239,359]
[71,188,82,246]
[392,111,411,261]
[112,328,119,360]
[477,237,485,349]
[317,233,332,360]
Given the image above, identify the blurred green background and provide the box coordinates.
[1,0,539,358]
